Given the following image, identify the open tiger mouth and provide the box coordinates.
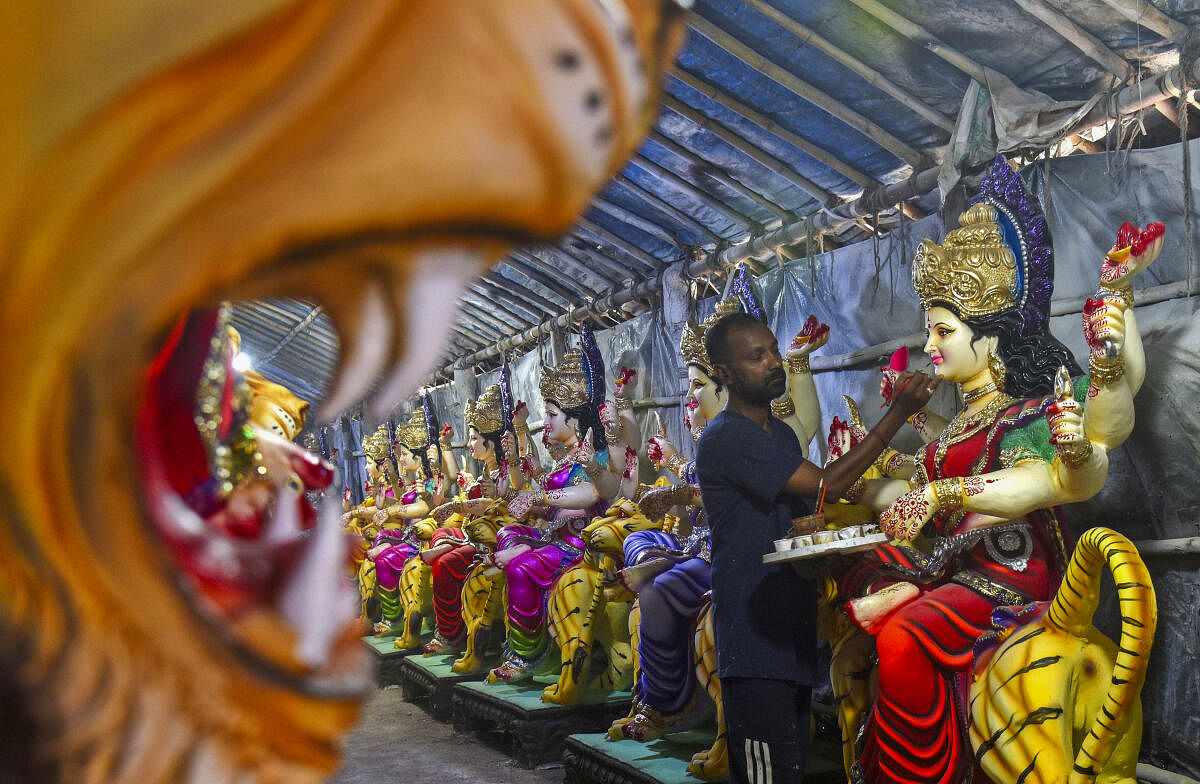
[137,307,369,693]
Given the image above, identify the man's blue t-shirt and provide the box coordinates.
[695,409,817,684]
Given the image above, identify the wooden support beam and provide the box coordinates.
[551,240,636,285]
[591,197,685,246]
[504,253,597,301]
[738,0,954,132]
[468,280,553,322]
[1009,0,1130,77]
[459,296,528,330]
[688,14,930,168]
[648,130,793,220]
[657,100,837,207]
[576,218,667,271]
[1092,0,1188,42]
[630,154,757,228]
[671,68,880,190]
[481,271,568,312]
[613,174,723,243]
[841,0,989,83]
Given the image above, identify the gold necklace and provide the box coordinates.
[935,392,1014,467]
[962,381,998,405]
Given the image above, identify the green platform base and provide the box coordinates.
[563,731,845,784]
[399,652,493,720]
[451,671,633,768]
[362,630,432,686]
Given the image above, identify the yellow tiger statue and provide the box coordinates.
[0,2,684,781]
[969,527,1156,784]
[453,501,516,674]
[542,499,659,706]
[392,517,444,649]
[687,597,727,778]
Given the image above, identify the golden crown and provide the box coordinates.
[465,384,505,434]
[361,424,390,462]
[678,298,743,374]
[394,409,428,450]
[540,350,590,409]
[912,203,1018,319]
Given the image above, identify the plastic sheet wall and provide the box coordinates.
[363,140,1199,775]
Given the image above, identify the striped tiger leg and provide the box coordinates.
[608,598,643,739]
[542,563,604,706]
[452,563,505,674]
[688,600,727,779]
[394,556,432,650]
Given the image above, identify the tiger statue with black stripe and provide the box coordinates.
[968,526,1156,784]
[542,498,659,705]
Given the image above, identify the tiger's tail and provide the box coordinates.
[1047,527,1156,783]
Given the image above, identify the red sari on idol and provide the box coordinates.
[840,387,1078,784]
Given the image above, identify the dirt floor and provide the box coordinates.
[330,685,563,784]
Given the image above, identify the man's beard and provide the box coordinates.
[731,368,787,406]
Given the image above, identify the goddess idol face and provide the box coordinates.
[467,426,493,462]
[687,364,728,422]
[923,306,996,384]
[396,444,422,474]
[544,401,578,445]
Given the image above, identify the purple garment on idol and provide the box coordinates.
[374,527,420,591]
[623,529,712,715]
[494,462,596,633]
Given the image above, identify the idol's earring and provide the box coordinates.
[987,349,1007,393]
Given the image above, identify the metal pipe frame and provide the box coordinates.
[630,154,757,228]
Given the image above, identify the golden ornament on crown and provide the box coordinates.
[362,424,391,462]
[394,409,428,449]
[540,350,591,408]
[912,202,1019,319]
[466,384,506,434]
[678,297,743,373]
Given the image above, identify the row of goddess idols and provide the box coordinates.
[340,159,1161,784]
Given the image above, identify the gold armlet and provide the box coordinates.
[787,355,810,373]
[583,461,602,480]
[842,478,866,504]
[514,425,529,440]
[770,397,796,418]
[1099,282,1134,307]
[930,477,966,513]
[614,394,633,412]
[1088,353,1125,386]
[1056,439,1095,469]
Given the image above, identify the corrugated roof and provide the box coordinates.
[231,0,1197,397]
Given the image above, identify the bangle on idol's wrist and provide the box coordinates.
[930,477,966,513]
[1088,353,1125,386]
[1056,438,1094,469]
[604,429,619,446]
[664,453,686,477]
[770,397,796,418]
[614,394,633,412]
[787,355,810,373]
[514,424,529,439]
[531,486,547,504]
[843,477,866,504]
